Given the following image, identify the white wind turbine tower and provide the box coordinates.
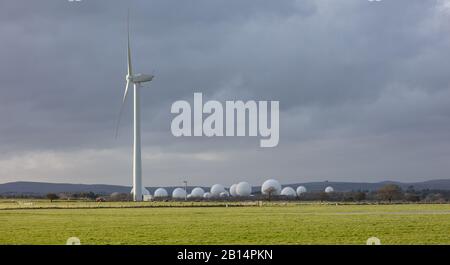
[116,13,154,201]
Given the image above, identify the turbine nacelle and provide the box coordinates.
[129,73,154,84]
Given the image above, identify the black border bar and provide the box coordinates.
[1,245,449,264]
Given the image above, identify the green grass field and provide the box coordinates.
[1,200,450,245]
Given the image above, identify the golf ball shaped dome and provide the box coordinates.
[210,184,225,197]
[325,186,334,193]
[154,188,168,198]
[229,184,238,197]
[219,191,230,197]
[281,187,296,197]
[236,182,252,196]
[261,179,281,195]
[296,186,307,196]
[190,187,205,198]
[130,187,151,196]
[172,188,187,199]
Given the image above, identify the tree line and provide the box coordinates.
[1,184,449,203]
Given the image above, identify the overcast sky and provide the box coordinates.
[1,0,450,187]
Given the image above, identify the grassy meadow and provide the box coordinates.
[1,200,450,245]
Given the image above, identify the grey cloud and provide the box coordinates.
[1,0,450,185]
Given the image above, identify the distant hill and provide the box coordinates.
[0,182,131,196]
[284,179,450,192]
[1,179,450,196]
[0,181,206,196]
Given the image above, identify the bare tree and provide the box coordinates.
[377,184,403,203]
[46,193,59,202]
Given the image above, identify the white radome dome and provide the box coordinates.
[296,186,307,196]
[219,191,230,198]
[154,188,168,198]
[229,184,238,197]
[236,182,252,196]
[130,187,151,196]
[172,188,187,199]
[210,184,225,197]
[203,192,211,199]
[187,194,192,199]
[325,186,334,193]
[190,187,205,198]
[261,179,281,195]
[281,187,297,197]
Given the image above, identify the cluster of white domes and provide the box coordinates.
[143,182,333,200]
[228,181,253,197]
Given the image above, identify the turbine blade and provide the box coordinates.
[122,80,130,103]
[127,11,133,77]
[115,81,131,138]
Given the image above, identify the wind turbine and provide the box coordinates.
[116,13,154,202]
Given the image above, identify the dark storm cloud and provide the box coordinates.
[1,0,450,185]
[0,0,306,152]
